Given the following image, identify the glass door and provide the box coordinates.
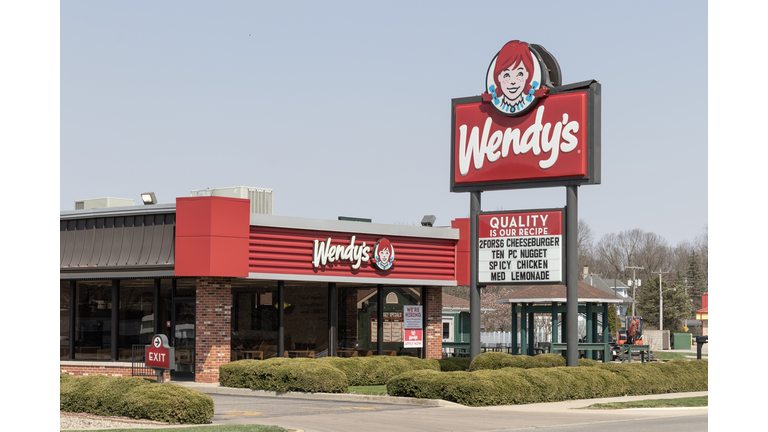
[171,298,195,381]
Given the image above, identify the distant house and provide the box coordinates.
[441,293,494,356]
[581,271,633,317]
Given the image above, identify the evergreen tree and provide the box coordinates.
[685,251,707,313]
[636,276,692,331]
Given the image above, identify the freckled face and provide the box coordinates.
[379,248,390,264]
[498,61,529,102]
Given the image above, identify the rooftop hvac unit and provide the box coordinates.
[74,197,135,210]
[190,186,273,214]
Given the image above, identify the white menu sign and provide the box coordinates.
[478,209,564,284]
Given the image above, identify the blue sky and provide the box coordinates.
[58,1,708,246]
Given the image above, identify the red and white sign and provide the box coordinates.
[452,92,590,189]
[404,328,423,348]
[403,305,423,348]
[478,210,564,284]
[145,334,175,369]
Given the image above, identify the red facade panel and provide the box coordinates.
[249,226,457,282]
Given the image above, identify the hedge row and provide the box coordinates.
[220,356,441,390]
[387,359,708,406]
[60,375,214,424]
[468,352,568,370]
[219,358,349,392]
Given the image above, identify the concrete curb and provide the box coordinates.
[176,383,457,407]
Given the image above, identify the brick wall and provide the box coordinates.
[425,286,443,359]
[60,364,170,381]
[195,277,232,383]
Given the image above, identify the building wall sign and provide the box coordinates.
[312,236,371,269]
[478,209,564,285]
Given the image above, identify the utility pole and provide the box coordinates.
[653,270,669,330]
[625,266,643,317]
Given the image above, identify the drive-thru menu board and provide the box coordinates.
[478,209,564,285]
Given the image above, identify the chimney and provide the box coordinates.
[582,265,589,278]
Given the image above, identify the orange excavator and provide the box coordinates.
[617,316,644,346]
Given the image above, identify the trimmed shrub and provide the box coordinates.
[438,357,471,372]
[469,352,532,371]
[60,375,155,416]
[315,356,439,386]
[530,353,567,368]
[122,384,214,424]
[388,360,708,406]
[469,352,566,371]
[59,375,212,424]
[220,358,348,393]
[577,358,601,367]
[60,373,73,384]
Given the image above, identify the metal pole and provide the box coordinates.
[625,266,643,318]
[653,270,669,330]
[377,284,384,355]
[328,283,337,357]
[469,191,482,361]
[278,281,285,357]
[566,185,579,367]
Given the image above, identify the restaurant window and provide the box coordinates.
[231,280,279,359]
[73,280,112,360]
[60,281,71,360]
[118,279,155,361]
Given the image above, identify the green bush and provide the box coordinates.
[388,360,708,406]
[315,356,439,386]
[438,357,471,371]
[220,358,348,392]
[60,375,155,416]
[59,375,212,424]
[60,373,73,384]
[469,352,567,371]
[122,383,214,424]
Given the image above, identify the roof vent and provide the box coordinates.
[74,197,135,210]
[190,186,273,214]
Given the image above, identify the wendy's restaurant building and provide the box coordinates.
[60,187,469,383]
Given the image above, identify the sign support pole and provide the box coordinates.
[469,191,482,361]
[566,185,579,367]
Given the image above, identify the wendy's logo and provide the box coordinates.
[372,238,395,271]
[483,41,561,117]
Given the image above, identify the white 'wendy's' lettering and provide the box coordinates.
[312,236,370,269]
[458,105,579,176]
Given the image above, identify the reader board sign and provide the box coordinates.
[478,209,564,285]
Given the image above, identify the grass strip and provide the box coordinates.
[585,396,707,409]
[652,352,689,360]
[66,424,287,432]
[348,385,387,395]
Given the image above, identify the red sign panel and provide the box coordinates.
[249,227,457,283]
[450,84,600,191]
[145,335,173,369]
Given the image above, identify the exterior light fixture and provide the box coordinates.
[141,192,157,205]
[421,215,436,227]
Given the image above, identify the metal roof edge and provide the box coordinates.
[249,213,460,240]
[61,203,177,220]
